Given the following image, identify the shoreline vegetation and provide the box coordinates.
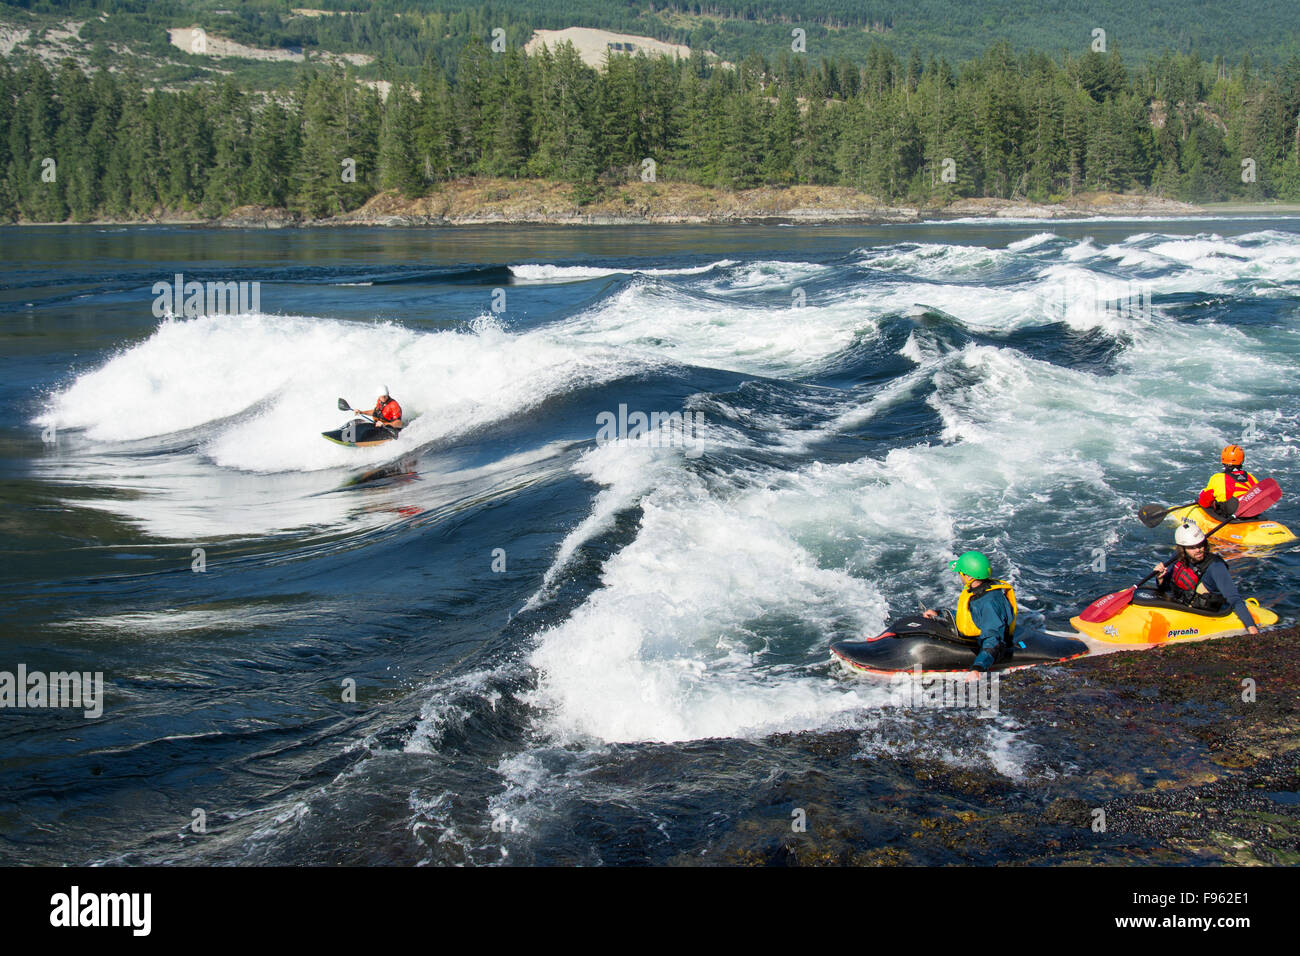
[6,35,1300,229]
[17,181,1300,228]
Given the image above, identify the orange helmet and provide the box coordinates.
[1221,444,1245,466]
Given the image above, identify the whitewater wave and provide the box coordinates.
[520,266,1300,745]
[38,311,645,474]
[509,260,735,282]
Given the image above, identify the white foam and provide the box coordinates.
[928,214,1300,225]
[1007,232,1058,251]
[554,281,880,377]
[856,241,1014,277]
[39,311,644,474]
[523,275,1300,746]
[712,259,831,290]
[854,712,1039,778]
[522,438,685,611]
[509,259,735,282]
[525,450,899,743]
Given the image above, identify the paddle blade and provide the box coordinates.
[1077,586,1136,623]
[337,397,350,411]
[1236,478,1281,518]
[1137,504,1171,528]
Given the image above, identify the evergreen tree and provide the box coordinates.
[600,52,643,171]
[416,60,455,183]
[763,84,799,185]
[379,82,425,194]
[203,79,253,215]
[294,70,354,216]
[55,62,98,220]
[529,41,597,182]
[979,68,1025,197]
[483,47,531,178]
[0,62,16,221]
[246,99,297,207]
[13,62,67,222]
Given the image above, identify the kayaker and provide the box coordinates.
[371,386,403,433]
[1196,445,1260,518]
[1153,522,1260,634]
[922,550,1017,672]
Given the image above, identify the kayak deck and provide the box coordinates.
[1168,504,1295,548]
[322,420,398,448]
[830,615,1089,677]
[1070,591,1277,644]
[832,597,1282,679]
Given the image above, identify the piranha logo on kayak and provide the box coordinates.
[596,404,706,458]
[1166,627,1200,638]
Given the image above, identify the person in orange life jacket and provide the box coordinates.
[371,386,403,433]
[1196,445,1260,519]
[1153,521,1259,634]
[922,550,1017,672]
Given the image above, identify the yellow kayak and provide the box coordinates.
[1071,592,1277,645]
[1168,504,1296,549]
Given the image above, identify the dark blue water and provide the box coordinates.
[2,219,1298,864]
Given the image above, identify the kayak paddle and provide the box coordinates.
[1138,477,1282,527]
[1234,477,1282,516]
[337,397,377,422]
[1137,500,1195,528]
[1080,479,1283,623]
[1076,569,1159,623]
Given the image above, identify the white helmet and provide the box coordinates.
[1175,521,1206,547]
[376,385,389,398]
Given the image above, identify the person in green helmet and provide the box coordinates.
[922,550,1018,672]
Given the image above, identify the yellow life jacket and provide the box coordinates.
[955,578,1018,639]
[1204,469,1257,503]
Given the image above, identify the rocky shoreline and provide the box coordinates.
[704,625,1300,865]
[9,181,1221,228]
[222,182,1207,227]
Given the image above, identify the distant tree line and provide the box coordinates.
[4,41,1300,221]
[14,0,1300,70]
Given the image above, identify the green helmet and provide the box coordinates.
[949,550,991,579]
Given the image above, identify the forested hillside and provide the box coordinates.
[5,38,1300,223]
[4,0,1300,81]
[5,0,1300,221]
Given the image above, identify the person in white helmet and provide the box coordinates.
[370,386,403,434]
[1153,521,1259,634]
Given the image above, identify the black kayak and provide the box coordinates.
[831,614,1089,676]
[322,419,399,448]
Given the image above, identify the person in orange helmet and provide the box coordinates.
[1196,445,1260,519]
